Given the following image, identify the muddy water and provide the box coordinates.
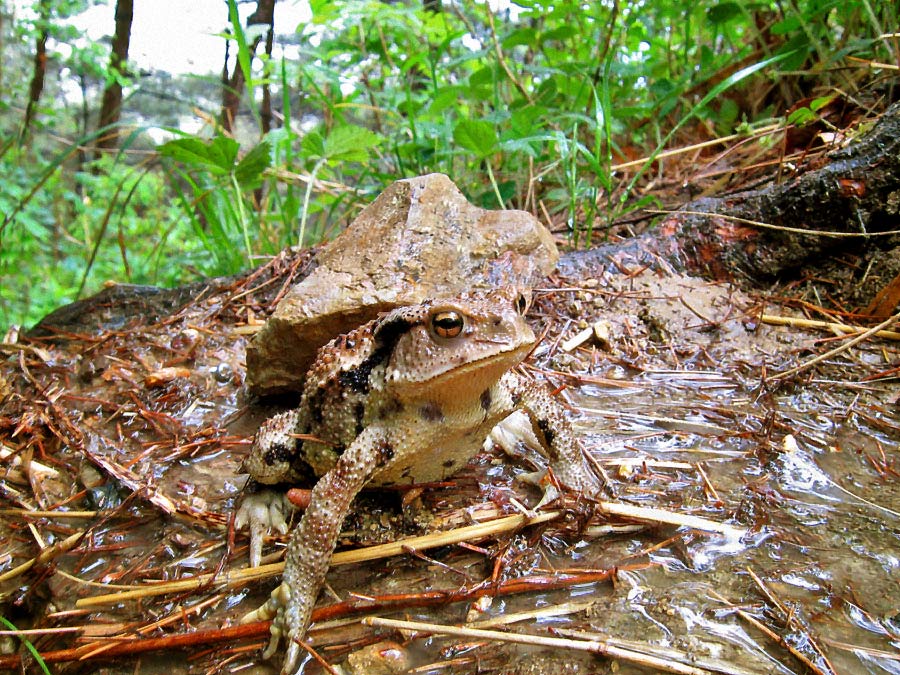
[559,365,900,675]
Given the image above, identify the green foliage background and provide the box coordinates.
[1,0,897,330]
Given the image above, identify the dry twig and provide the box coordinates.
[774,310,900,380]
[75,505,744,608]
[364,616,718,675]
[761,313,900,340]
[711,590,834,675]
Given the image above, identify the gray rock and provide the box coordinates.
[246,173,558,395]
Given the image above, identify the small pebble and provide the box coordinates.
[212,362,234,383]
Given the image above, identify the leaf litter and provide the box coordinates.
[0,247,898,674]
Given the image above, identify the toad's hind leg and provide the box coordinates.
[247,427,394,675]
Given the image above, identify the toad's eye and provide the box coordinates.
[430,311,464,339]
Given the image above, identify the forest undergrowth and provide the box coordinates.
[1,0,898,329]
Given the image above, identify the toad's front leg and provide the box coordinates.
[503,372,602,497]
[242,427,394,675]
[236,409,310,567]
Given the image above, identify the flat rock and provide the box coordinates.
[246,173,558,395]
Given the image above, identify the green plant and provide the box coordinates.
[286,0,847,240]
[0,616,51,675]
[2,0,897,331]
[0,145,202,328]
[159,134,272,274]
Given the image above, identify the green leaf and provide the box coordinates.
[510,105,546,136]
[810,95,837,112]
[428,86,465,115]
[266,127,294,162]
[158,136,239,174]
[502,27,536,49]
[453,119,498,158]
[541,26,576,42]
[400,51,428,75]
[499,137,539,158]
[778,34,811,69]
[301,131,326,158]
[717,97,740,127]
[323,125,383,163]
[308,0,339,22]
[535,78,559,105]
[788,107,816,125]
[469,66,497,88]
[708,2,741,24]
[771,16,801,35]
[234,139,272,187]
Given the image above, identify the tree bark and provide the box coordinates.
[220,0,275,133]
[95,0,134,157]
[20,0,51,143]
[77,73,90,179]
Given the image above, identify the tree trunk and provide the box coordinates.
[0,5,5,98]
[659,101,900,283]
[20,0,51,143]
[260,16,274,134]
[77,72,90,180]
[220,0,275,133]
[254,14,276,207]
[95,0,134,158]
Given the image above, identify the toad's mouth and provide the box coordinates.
[397,340,535,388]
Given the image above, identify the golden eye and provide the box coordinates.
[430,311,464,338]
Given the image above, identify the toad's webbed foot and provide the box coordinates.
[235,487,294,567]
[240,581,305,673]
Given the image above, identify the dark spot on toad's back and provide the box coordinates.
[337,315,416,394]
[537,418,556,446]
[443,459,455,469]
[263,442,296,466]
[375,440,395,467]
[339,366,371,394]
[420,401,444,422]
[339,318,411,394]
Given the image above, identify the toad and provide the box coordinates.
[238,287,599,673]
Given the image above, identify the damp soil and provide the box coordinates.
[0,253,898,675]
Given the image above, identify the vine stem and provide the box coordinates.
[298,158,326,247]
